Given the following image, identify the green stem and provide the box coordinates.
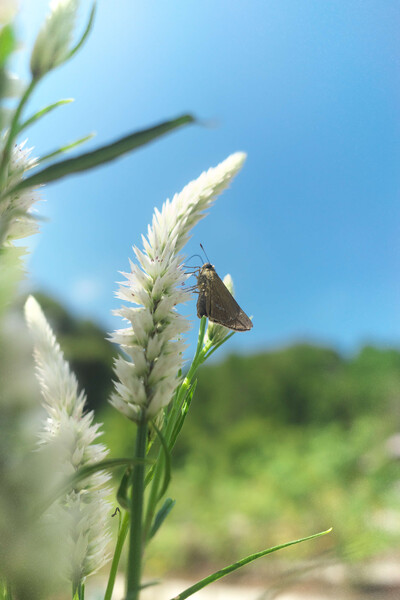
[143,320,208,539]
[0,78,37,191]
[72,580,84,600]
[143,448,164,540]
[104,511,129,600]
[174,317,208,405]
[126,413,148,600]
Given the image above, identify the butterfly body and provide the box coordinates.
[196,263,253,332]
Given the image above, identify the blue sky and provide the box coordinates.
[14,0,400,356]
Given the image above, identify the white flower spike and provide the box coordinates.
[24,295,112,586]
[111,152,246,421]
[0,141,41,243]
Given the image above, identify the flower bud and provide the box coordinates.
[30,0,78,80]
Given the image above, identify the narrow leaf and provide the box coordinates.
[149,498,176,540]
[0,25,16,66]
[139,580,160,590]
[170,529,333,600]
[40,457,151,514]
[116,468,132,512]
[5,114,195,194]
[71,457,151,482]
[152,421,172,500]
[169,380,197,450]
[104,512,129,600]
[66,3,96,61]
[39,133,95,164]
[20,98,74,132]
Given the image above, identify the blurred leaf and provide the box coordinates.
[42,458,151,514]
[66,3,96,62]
[171,529,332,600]
[39,133,95,164]
[0,25,16,66]
[116,468,132,512]
[6,114,195,194]
[20,98,74,132]
[149,498,176,540]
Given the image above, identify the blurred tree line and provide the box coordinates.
[30,292,400,438]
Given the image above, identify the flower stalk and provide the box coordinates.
[126,413,148,600]
[110,153,247,597]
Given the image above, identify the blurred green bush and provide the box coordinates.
[28,293,400,573]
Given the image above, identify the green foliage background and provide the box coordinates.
[33,292,400,574]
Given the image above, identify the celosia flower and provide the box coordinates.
[111,152,246,421]
[24,295,111,586]
[0,141,41,244]
[30,0,78,80]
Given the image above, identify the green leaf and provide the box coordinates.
[0,25,16,66]
[39,133,95,164]
[169,529,333,600]
[19,98,74,132]
[104,512,130,600]
[149,497,176,540]
[40,457,151,514]
[66,3,96,62]
[152,421,172,500]
[116,468,133,511]
[72,457,151,482]
[139,580,160,590]
[5,114,195,195]
[169,380,198,450]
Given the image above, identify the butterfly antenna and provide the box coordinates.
[200,243,211,263]
[185,254,203,266]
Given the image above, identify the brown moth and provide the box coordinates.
[196,263,253,331]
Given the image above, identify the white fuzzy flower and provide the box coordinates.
[111,152,246,421]
[0,141,41,243]
[24,295,112,586]
[30,0,78,79]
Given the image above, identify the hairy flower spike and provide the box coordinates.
[30,0,78,79]
[111,153,246,421]
[24,295,112,586]
[0,141,41,244]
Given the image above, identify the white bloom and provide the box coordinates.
[0,141,41,243]
[111,152,246,421]
[205,273,234,346]
[24,295,112,586]
[30,0,78,79]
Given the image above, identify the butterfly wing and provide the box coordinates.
[207,270,253,331]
